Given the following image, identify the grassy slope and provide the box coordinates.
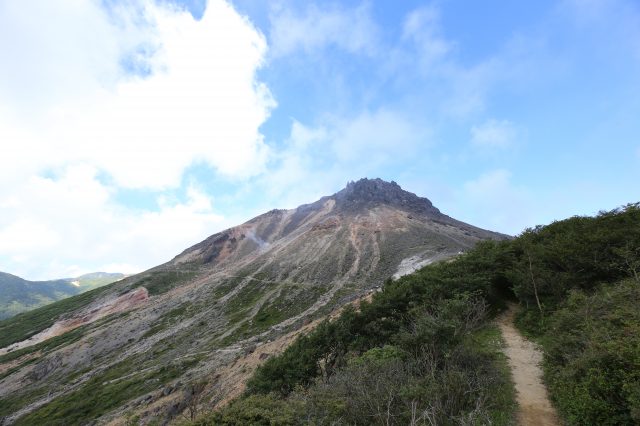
[0,283,115,349]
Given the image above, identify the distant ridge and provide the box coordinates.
[0,271,124,319]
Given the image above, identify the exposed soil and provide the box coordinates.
[0,351,41,375]
[0,287,149,356]
[497,305,559,426]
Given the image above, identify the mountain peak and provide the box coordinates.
[345,177,401,192]
[333,178,442,216]
[0,177,506,424]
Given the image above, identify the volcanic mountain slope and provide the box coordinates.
[0,178,507,425]
[0,272,125,319]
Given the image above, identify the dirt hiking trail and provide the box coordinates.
[497,305,560,426]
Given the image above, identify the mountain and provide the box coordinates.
[0,178,507,425]
[0,271,125,320]
[197,202,640,425]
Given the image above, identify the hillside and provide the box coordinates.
[0,178,505,424]
[201,203,639,425]
[0,272,125,319]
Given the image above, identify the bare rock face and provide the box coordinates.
[0,178,508,425]
[334,178,441,216]
[27,354,63,381]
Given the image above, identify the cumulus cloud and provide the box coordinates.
[0,0,126,113]
[0,0,274,278]
[0,165,229,280]
[470,119,518,149]
[0,0,274,189]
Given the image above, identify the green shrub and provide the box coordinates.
[542,280,640,425]
[193,394,304,425]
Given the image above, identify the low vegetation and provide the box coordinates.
[15,356,198,425]
[542,279,640,425]
[0,284,114,349]
[139,270,197,296]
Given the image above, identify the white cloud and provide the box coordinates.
[0,165,230,280]
[0,0,274,189]
[0,0,274,278]
[269,2,378,58]
[0,0,125,113]
[0,220,59,254]
[470,119,517,149]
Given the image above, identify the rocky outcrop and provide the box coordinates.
[334,178,442,216]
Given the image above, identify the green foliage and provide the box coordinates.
[193,394,305,425]
[245,332,325,396]
[252,284,324,329]
[0,387,49,419]
[542,280,640,425]
[349,344,404,367]
[505,204,640,424]
[142,303,192,338]
[244,237,515,400]
[224,281,268,321]
[299,333,513,425]
[139,270,196,296]
[220,284,327,346]
[510,203,640,322]
[72,272,125,291]
[213,323,513,426]
[465,325,517,425]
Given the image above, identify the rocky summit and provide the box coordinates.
[0,178,507,425]
[334,178,442,216]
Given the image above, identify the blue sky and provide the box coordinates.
[0,0,639,279]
